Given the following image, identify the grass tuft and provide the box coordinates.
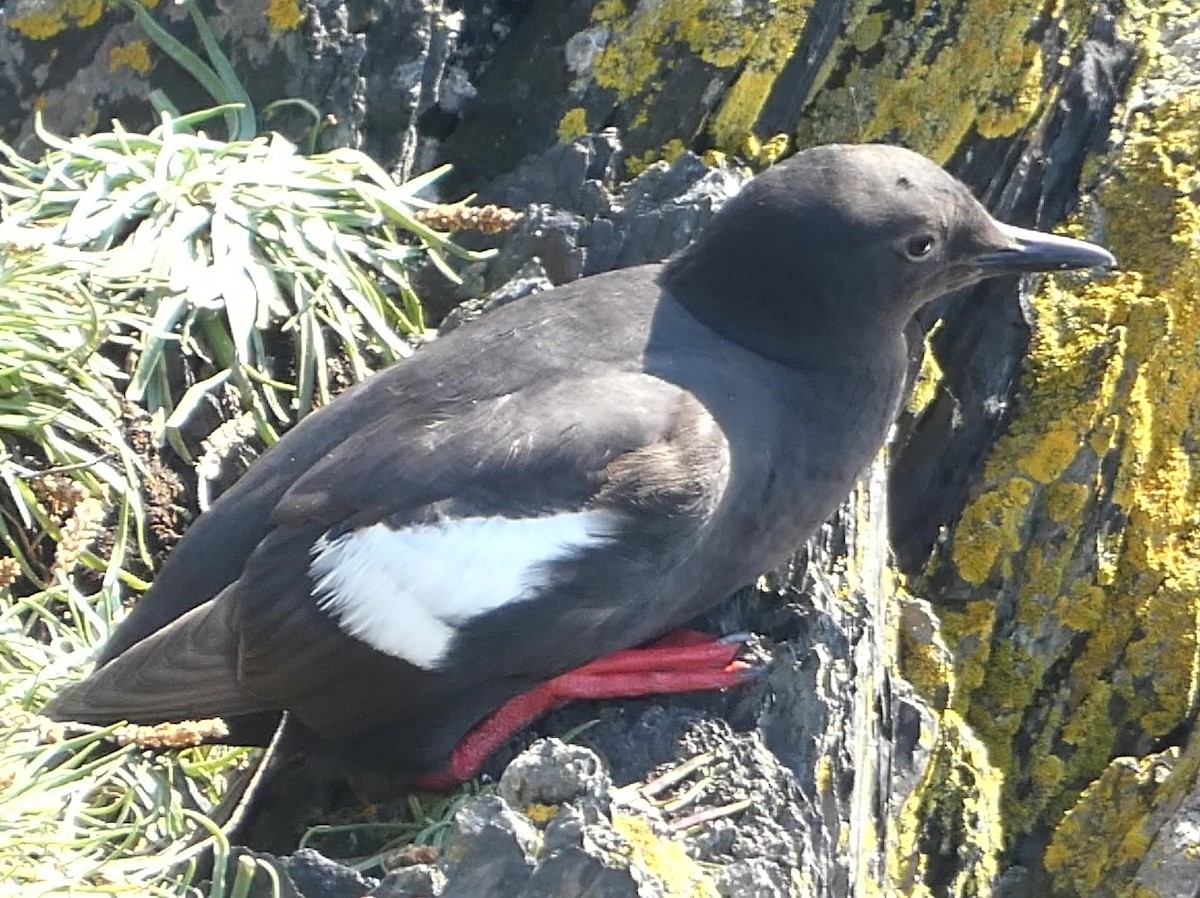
[0,1,504,890]
[1,583,258,895]
[0,104,495,892]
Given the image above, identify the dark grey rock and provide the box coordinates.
[439,825,535,898]
[438,258,553,333]
[712,859,791,898]
[231,846,378,898]
[424,135,749,325]
[437,0,605,189]
[444,794,542,856]
[297,0,371,152]
[371,863,447,897]
[543,703,725,785]
[232,855,304,898]
[488,202,591,286]
[479,133,625,214]
[542,804,588,854]
[498,738,611,814]
[283,848,379,898]
[993,865,1032,898]
[439,795,540,898]
[516,848,651,898]
[486,259,554,308]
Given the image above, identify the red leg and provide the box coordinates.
[580,633,746,675]
[414,630,760,790]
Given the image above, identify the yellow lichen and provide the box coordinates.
[964,641,1042,774]
[939,600,996,701]
[7,0,105,40]
[623,139,689,176]
[592,0,754,99]
[1061,684,1115,776]
[741,133,792,168]
[1045,482,1090,525]
[661,138,687,165]
[850,12,885,53]
[888,711,1003,896]
[907,323,945,417]
[1017,543,1072,618]
[707,0,813,154]
[109,39,152,75]
[266,0,305,31]
[938,76,1200,872]
[1044,750,1193,895]
[523,803,560,825]
[976,44,1045,139]
[1123,579,1200,735]
[1018,425,1085,485]
[1031,753,1066,809]
[625,148,656,177]
[1054,583,1107,633]
[796,0,1083,162]
[557,107,590,143]
[952,476,1036,586]
[815,753,834,796]
[589,0,812,157]
[611,816,719,897]
[898,594,956,709]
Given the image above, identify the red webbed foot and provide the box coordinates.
[415,629,762,790]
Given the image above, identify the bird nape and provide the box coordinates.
[43,144,1116,788]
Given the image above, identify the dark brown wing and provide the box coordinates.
[45,373,730,772]
[41,588,269,724]
[94,266,665,665]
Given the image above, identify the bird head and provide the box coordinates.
[662,143,1115,364]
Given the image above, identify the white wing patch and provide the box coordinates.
[309,511,617,670]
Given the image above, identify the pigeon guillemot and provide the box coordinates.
[45,144,1115,786]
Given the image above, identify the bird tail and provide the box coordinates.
[43,594,273,726]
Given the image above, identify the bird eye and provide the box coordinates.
[904,233,937,260]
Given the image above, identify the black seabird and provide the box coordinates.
[45,144,1115,785]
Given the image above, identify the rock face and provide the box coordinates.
[9,1,1200,896]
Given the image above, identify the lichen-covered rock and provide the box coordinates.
[429,742,718,898]
[901,4,1200,895]
[0,0,523,177]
